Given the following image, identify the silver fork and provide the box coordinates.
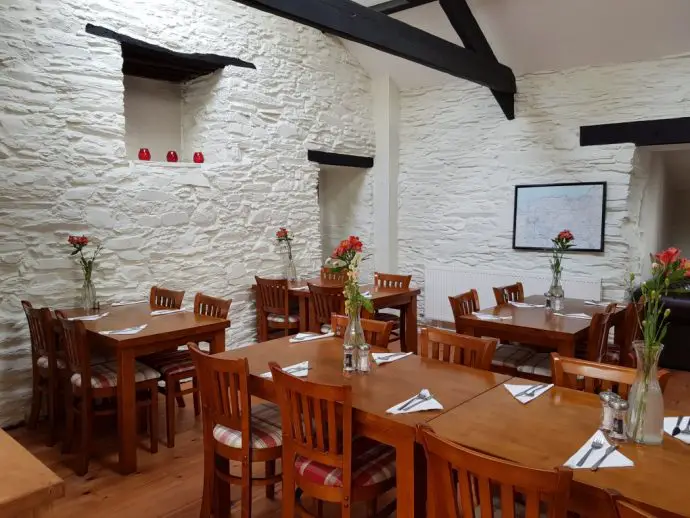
[577,438,604,467]
[399,389,432,412]
[515,384,546,398]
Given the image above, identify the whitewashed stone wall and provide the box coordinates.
[0,0,373,426]
[398,54,690,312]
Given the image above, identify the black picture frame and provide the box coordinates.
[512,181,607,252]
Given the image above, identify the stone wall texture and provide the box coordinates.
[398,54,690,312]
[0,0,374,426]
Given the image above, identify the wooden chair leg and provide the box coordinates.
[265,460,276,499]
[77,399,92,476]
[192,378,200,417]
[46,377,58,447]
[149,385,158,454]
[215,456,231,518]
[316,499,324,517]
[27,374,42,430]
[241,457,252,518]
[200,447,214,518]
[367,498,377,517]
[62,384,75,454]
[282,459,296,518]
[175,381,185,408]
[166,385,176,448]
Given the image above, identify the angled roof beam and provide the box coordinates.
[230,0,516,93]
[371,0,436,15]
[438,0,515,119]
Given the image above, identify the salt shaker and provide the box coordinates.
[609,398,629,440]
[358,342,371,373]
[599,391,617,431]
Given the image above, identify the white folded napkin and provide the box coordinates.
[372,352,412,365]
[564,430,634,469]
[473,312,512,321]
[99,324,148,336]
[362,291,372,298]
[289,332,334,343]
[292,285,310,291]
[68,312,110,321]
[261,361,310,379]
[663,416,690,444]
[111,300,148,306]
[504,383,554,404]
[509,301,546,308]
[584,300,610,307]
[150,308,188,316]
[553,312,592,320]
[386,389,443,414]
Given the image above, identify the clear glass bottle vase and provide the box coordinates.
[548,271,565,311]
[343,304,367,373]
[282,243,297,281]
[627,341,664,445]
[81,276,97,311]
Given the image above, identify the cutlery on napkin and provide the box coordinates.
[261,361,310,379]
[292,285,310,291]
[68,312,110,321]
[553,312,592,320]
[99,324,148,336]
[472,312,513,321]
[289,332,334,343]
[111,300,148,307]
[386,389,443,414]
[372,352,413,365]
[584,300,626,308]
[509,301,546,308]
[664,416,690,444]
[504,383,554,404]
[362,291,372,298]
[564,430,634,470]
[150,308,188,316]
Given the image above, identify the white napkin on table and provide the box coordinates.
[68,312,109,321]
[664,416,690,444]
[372,352,412,365]
[584,300,626,308]
[261,361,310,379]
[386,389,443,414]
[289,332,334,343]
[362,291,372,298]
[509,301,546,308]
[99,324,147,336]
[553,312,592,320]
[292,285,310,291]
[111,300,148,306]
[473,312,512,321]
[564,430,634,469]
[504,383,554,404]
[150,308,188,316]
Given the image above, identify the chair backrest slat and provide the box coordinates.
[321,267,347,283]
[150,286,184,309]
[194,292,231,319]
[331,314,393,348]
[449,289,480,332]
[587,311,615,362]
[255,276,290,316]
[308,283,345,328]
[620,299,645,367]
[493,282,524,305]
[374,272,412,289]
[22,301,56,362]
[420,327,497,371]
[55,313,91,391]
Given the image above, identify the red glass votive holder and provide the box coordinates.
[138,148,151,161]
[193,152,204,164]
[166,150,178,162]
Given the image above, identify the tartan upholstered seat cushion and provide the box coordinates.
[141,350,196,378]
[295,436,395,488]
[267,313,300,324]
[212,403,283,449]
[71,361,160,389]
[37,355,66,369]
[492,343,536,369]
[516,352,551,377]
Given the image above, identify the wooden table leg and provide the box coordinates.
[299,296,308,332]
[396,439,416,518]
[403,295,418,354]
[209,329,226,354]
[558,337,576,359]
[117,348,137,474]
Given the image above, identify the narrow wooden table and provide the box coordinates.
[426,379,690,517]
[455,295,626,359]
[215,335,510,518]
[59,302,230,474]
[254,278,421,353]
[0,429,64,517]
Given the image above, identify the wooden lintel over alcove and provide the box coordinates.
[307,150,374,168]
[580,117,690,147]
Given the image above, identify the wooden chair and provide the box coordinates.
[331,314,394,348]
[608,491,659,518]
[619,299,644,367]
[141,293,231,448]
[550,353,672,398]
[321,267,347,283]
[150,285,185,308]
[189,344,282,518]
[419,327,497,371]
[56,314,159,475]
[492,282,524,305]
[308,283,345,334]
[255,276,300,342]
[22,301,62,446]
[587,310,616,362]
[373,272,412,342]
[448,289,480,333]
[269,362,396,518]
[418,425,572,518]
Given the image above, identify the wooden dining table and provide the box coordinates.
[426,378,690,517]
[215,334,511,518]
[254,277,422,353]
[59,302,230,474]
[455,295,627,359]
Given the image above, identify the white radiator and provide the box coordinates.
[424,265,602,322]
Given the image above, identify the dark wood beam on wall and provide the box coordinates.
[371,0,436,15]
[580,117,690,147]
[229,0,516,93]
[438,0,514,119]
[308,150,374,168]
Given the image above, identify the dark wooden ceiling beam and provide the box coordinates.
[438,0,515,119]
[229,0,516,93]
[371,0,436,15]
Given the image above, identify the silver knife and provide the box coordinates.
[590,444,618,471]
[398,394,423,412]
[515,384,546,398]
[379,352,408,361]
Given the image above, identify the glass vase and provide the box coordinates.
[343,304,366,373]
[281,243,297,281]
[548,271,565,311]
[81,277,97,311]
[627,341,664,444]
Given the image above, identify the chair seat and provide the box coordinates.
[321,324,332,334]
[37,355,66,369]
[71,361,160,389]
[492,343,536,369]
[375,312,400,322]
[267,313,300,324]
[295,436,395,488]
[213,403,282,449]
[141,350,195,378]
[516,352,551,377]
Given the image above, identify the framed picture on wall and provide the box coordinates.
[512,181,607,252]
